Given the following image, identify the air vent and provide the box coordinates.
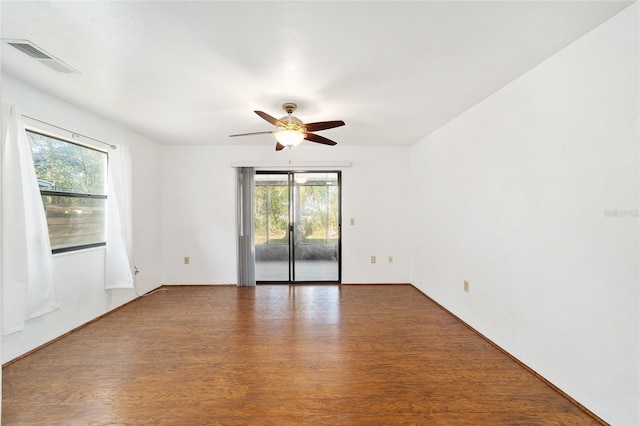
[8,42,52,59]
[43,60,76,73]
[4,39,78,74]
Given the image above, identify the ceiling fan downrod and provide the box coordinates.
[282,102,297,115]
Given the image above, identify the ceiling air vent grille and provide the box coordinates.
[4,39,78,74]
[8,42,52,59]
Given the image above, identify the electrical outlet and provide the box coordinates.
[371,256,376,264]
[350,218,355,225]
[388,256,393,263]
[464,280,469,292]
[184,256,190,265]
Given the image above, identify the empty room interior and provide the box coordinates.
[1,1,639,425]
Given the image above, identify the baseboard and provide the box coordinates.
[161,283,236,287]
[341,282,412,285]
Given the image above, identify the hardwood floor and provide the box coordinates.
[3,285,602,425]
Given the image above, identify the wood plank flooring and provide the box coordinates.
[3,285,602,425]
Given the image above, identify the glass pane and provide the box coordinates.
[28,131,107,195]
[255,174,290,281]
[43,195,106,250]
[294,172,339,281]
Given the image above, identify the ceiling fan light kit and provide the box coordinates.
[229,102,345,151]
[274,129,304,147]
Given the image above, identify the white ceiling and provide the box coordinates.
[1,1,633,147]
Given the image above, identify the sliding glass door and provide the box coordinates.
[254,173,291,282]
[254,171,341,283]
[293,172,340,281]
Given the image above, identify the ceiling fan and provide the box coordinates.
[229,103,345,151]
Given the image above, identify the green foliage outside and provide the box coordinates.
[299,185,339,242]
[255,182,338,245]
[27,131,108,249]
[28,131,106,196]
[255,184,289,244]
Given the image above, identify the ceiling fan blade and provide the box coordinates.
[305,132,337,146]
[275,142,286,151]
[255,111,284,127]
[229,131,274,137]
[304,120,345,132]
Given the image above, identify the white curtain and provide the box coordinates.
[105,144,133,289]
[1,105,59,335]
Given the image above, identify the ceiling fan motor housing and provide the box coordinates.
[279,103,305,131]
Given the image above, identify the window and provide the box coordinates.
[27,130,108,253]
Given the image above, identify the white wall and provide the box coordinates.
[409,5,639,425]
[1,73,164,363]
[161,145,411,284]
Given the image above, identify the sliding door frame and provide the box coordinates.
[255,170,342,285]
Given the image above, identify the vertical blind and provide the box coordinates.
[236,167,255,286]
